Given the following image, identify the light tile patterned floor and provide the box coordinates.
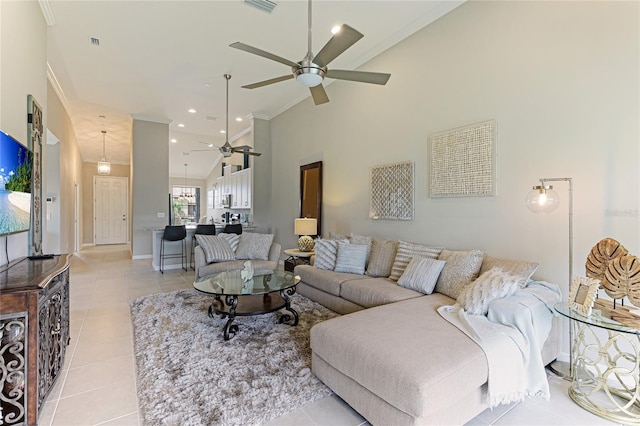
[37,244,620,425]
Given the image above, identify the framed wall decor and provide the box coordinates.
[369,161,414,221]
[428,120,496,198]
[568,276,601,316]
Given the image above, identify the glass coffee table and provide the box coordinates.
[194,269,300,340]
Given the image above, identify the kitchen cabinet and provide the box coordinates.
[217,167,252,210]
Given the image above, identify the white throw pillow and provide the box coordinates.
[397,257,446,294]
[235,233,274,260]
[334,241,368,275]
[389,241,444,281]
[457,267,524,315]
[195,235,235,264]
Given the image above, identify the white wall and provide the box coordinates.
[270,1,639,292]
[0,1,47,263]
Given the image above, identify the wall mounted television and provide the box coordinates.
[0,130,32,236]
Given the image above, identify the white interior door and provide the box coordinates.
[94,176,128,245]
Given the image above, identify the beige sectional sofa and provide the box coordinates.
[296,237,561,426]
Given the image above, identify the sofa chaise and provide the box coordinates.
[296,236,561,425]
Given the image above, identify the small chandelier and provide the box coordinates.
[97,130,111,175]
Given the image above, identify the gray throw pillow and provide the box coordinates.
[366,238,398,277]
[195,234,235,264]
[334,241,368,275]
[457,267,523,315]
[478,255,539,286]
[313,239,339,270]
[235,233,274,260]
[435,249,484,300]
[397,257,447,294]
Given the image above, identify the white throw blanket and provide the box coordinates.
[438,281,561,407]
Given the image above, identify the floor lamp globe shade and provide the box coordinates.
[525,187,559,213]
[97,160,111,175]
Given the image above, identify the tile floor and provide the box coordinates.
[36,244,620,426]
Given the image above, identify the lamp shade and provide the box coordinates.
[294,218,317,236]
[97,159,111,175]
[525,185,559,213]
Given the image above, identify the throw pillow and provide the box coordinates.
[195,234,235,264]
[479,255,539,286]
[329,231,348,240]
[366,238,399,277]
[457,267,524,315]
[334,241,368,275]
[313,239,339,270]
[389,241,444,281]
[235,233,274,260]
[397,257,447,294]
[434,249,484,300]
[350,233,373,264]
[218,232,240,252]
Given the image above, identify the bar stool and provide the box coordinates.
[190,224,217,269]
[160,225,187,274]
[222,223,243,235]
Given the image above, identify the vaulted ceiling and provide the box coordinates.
[44,0,463,178]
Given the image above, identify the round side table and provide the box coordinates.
[283,248,314,272]
[555,302,640,424]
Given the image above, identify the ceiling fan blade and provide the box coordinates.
[232,146,262,156]
[313,25,364,68]
[229,42,299,68]
[310,84,329,105]
[242,75,294,89]
[325,69,391,85]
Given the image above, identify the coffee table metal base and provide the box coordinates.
[208,287,299,340]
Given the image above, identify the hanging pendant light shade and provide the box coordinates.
[97,130,111,175]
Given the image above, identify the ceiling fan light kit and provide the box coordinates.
[230,0,391,105]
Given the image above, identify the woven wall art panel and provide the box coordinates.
[429,120,496,197]
[370,161,414,220]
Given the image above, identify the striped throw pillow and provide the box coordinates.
[389,241,444,281]
[313,239,339,270]
[195,235,235,264]
[218,233,240,252]
[397,257,446,294]
[334,241,368,275]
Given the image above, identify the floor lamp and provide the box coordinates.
[525,177,573,380]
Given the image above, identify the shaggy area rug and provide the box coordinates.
[130,289,339,426]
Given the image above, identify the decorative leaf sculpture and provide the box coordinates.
[607,255,640,307]
[585,238,628,286]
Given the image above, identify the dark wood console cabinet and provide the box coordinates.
[0,254,71,426]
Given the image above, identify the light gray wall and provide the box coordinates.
[252,118,272,234]
[270,1,639,289]
[131,119,169,257]
[44,141,60,254]
[0,1,47,263]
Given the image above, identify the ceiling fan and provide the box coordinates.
[230,0,391,105]
[192,74,261,158]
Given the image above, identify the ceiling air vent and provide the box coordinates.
[89,37,100,46]
[243,0,277,14]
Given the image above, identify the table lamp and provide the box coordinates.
[294,218,317,252]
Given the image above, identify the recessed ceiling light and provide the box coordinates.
[178,123,185,128]
[188,108,196,114]
[207,143,214,148]
[220,130,226,134]
[205,83,211,87]
[235,117,243,122]
[170,138,177,143]
[331,25,341,34]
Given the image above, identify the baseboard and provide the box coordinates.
[132,254,152,260]
[81,243,95,248]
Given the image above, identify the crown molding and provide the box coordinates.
[38,0,56,26]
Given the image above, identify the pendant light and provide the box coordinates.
[97,130,111,175]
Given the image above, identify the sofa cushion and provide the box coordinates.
[334,242,368,275]
[479,255,539,285]
[397,257,446,294]
[195,234,235,263]
[235,233,274,260]
[218,232,240,252]
[313,239,339,270]
[366,238,398,278]
[340,277,424,308]
[310,295,488,418]
[435,249,484,300]
[295,264,366,297]
[389,241,444,281]
[457,267,523,315]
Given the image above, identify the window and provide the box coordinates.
[172,186,200,224]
